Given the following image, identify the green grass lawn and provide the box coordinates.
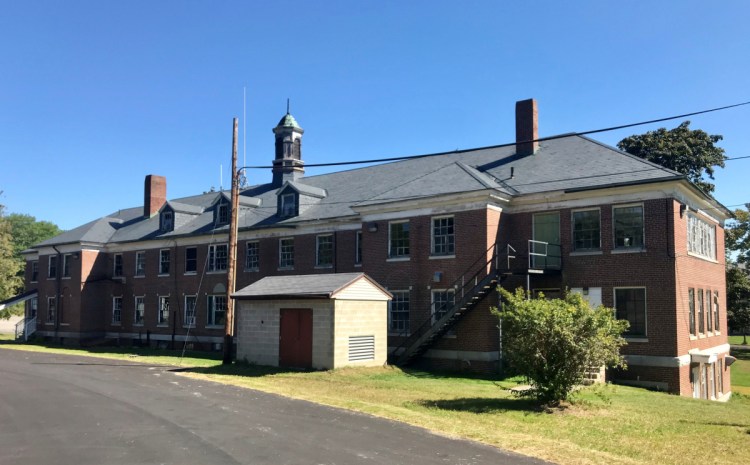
[730,334,749,345]
[2,340,750,465]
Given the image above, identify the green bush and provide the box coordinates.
[492,288,628,406]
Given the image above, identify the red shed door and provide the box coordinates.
[279,308,313,369]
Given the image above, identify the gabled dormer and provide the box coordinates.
[213,192,232,226]
[276,181,327,219]
[158,201,205,234]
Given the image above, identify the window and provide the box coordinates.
[161,210,174,232]
[279,238,294,268]
[615,288,646,337]
[208,244,228,272]
[715,292,723,332]
[316,235,334,267]
[613,205,644,249]
[431,289,456,324]
[48,256,57,278]
[159,249,171,275]
[688,288,696,336]
[112,297,122,324]
[184,295,197,327]
[245,241,259,271]
[705,289,714,332]
[61,254,72,278]
[697,289,704,334]
[29,297,38,318]
[717,359,723,395]
[208,295,226,327]
[134,296,145,325]
[389,221,410,258]
[31,261,38,282]
[185,247,197,274]
[431,216,455,256]
[47,297,56,324]
[687,214,716,260]
[158,296,170,326]
[355,231,362,265]
[280,193,296,217]
[389,291,410,333]
[217,202,230,224]
[572,209,600,251]
[113,254,123,277]
[135,251,146,277]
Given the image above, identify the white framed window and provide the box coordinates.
[279,238,294,268]
[614,287,647,337]
[245,241,259,271]
[48,255,57,279]
[158,296,170,326]
[706,289,713,332]
[113,254,123,277]
[62,254,72,278]
[687,214,716,260]
[280,193,296,217]
[431,289,455,324]
[714,291,720,332]
[688,288,696,336]
[112,297,122,325]
[208,244,228,272]
[355,231,362,265]
[572,209,600,251]
[697,289,705,334]
[316,234,334,268]
[134,296,145,326]
[135,251,146,276]
[388,290,410,333]
[431,216,455,256]
[207,295,227,327]
[159,249,171,275]
[388,221,410,258]
[185,247,197,274]
[46,297,56,324]
[161,210,174,232]
[184,295,197,327]
[31,261,38,282]
[613,204,644,249]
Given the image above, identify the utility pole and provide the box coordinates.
[223,118,240,365]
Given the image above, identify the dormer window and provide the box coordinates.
[160,210,174,232]
[280,193,297,217]
[216,202,230,225]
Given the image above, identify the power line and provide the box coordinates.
[238,100,750,171]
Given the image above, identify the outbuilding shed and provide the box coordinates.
[232,273,391,370]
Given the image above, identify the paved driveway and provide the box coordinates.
[0,349,550,465]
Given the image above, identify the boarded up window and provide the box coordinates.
[348,335,375,362]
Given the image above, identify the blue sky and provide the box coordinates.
[1,1,748,230]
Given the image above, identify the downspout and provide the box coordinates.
[51,245,62,338]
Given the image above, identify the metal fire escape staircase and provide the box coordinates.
[389,241,560,367]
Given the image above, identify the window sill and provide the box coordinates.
[62,276,71,280]
[611,248,647,254]
[158,274,170,277]
[429,254,456,260]
[206,270,228,274]
[386,257,410,263]
[111,323,121,326]
[278,267,295,271]
[625,337,648,343]
[60,323,69,326]
[315,265,334,270]
[45,322,55,326]
[388,332,410,337]
[690,335,698,340]
[183,325,196,329]
[570,250,603,256]
[206,325,223,330]
[134,323,144,327]
[30,280,38,284]
[244,268,259,273]
[354,263,362,267]
[686,252,719,263]
[156,324,169,328]
[134,275,145,279]
[184,271,197,276]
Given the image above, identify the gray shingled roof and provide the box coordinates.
[34,134,695,248]
[232,272,385,299]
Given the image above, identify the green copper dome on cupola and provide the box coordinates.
[276,112,301,129]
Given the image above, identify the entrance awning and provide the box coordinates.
[690,350,718,364]
[0,289,37,311]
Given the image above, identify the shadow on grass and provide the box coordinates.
[171,362,308,377]
[416,396,541,413]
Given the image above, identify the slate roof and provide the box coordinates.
[33,133,704,248]
[232,272,387,299]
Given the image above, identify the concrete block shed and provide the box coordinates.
[232,273,391,370]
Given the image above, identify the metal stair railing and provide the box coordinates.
[390,243,503,365]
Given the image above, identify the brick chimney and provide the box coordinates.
[144,175,166,218]
[515,98,538,156]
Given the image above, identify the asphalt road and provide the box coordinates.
[0,349,550,465]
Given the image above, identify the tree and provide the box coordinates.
[0,201,23,315]
[726,205,750,266]
[492,288,628,406]
[617,121,726,194]
[726,265,750,344]
[6,213,61,259]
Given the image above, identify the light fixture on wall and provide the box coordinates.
[367,222,378,233]
[680,203,688,218]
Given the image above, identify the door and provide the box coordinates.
[279,308,313,369]
[532,213,561,269]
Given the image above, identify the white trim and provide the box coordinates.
[278,237,294,269]
[388,220,410,259]
[315,234,334,268]
[612,202,645,251]
[430,215,455,257]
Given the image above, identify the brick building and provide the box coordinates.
[19,99,731,399]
